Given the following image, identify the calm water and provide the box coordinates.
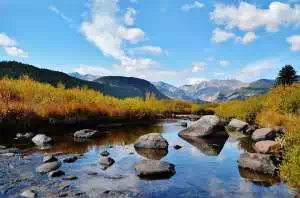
[1,120,296,197]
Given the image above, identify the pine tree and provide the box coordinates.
[275,65,297,86]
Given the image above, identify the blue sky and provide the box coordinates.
[1,0,300,85]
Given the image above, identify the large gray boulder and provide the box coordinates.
[179,115,224,137]
[36,161,61,173]
[32,134,53,146]
[134,133,168,149]
[228,119,248,132]
[253,140,280,154]
[238,153,276,176]
[133,160,175,179]
[252,128,275,142]
[74,129,99,138]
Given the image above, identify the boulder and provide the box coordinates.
[135,148,168,160]
[238,153,276,176]
[63,156,78,163]
[36,161,61,173]
[74,129,99,139]
[43,155,58,163]
[252,128,275,142]
[48,170,65,178]
[100,157,115,167]
[21,189,37,198]
[228,119,248,132]
[134,133,168,149]
[179,115,224,137]
[253,141,280,154]
[32,134,53,146]
[133,160,176,179]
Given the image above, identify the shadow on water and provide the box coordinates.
[179,133,228,156]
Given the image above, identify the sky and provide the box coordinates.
[1,0,300,86]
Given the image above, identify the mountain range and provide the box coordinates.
[0,61,285,103]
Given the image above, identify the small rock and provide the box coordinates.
[74,129,99,138]
[238,153,276,176]
[63,156,78,163]
[134,133,168,149]
[174,145,182,150]
[21,189,37,198]
[253,140,280,154]
[133,160,176,179]
[100,157,115,168]
[58,193,68,197]
[63,176,78,180]
[100,151,110,157]
[180,122,188,127]
[129,152,134,155]
[252,128,275,142]
[228,119,249,132]
[32,134,53,146]
[43,155,58,163]
[49,170,65,178]
[36,161,61,173]
[87,171,98,176]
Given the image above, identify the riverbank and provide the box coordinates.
[0,77,214,135]
[213,83,300,188]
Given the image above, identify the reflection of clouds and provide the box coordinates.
[217,154,226,161]
[190,146,204,157]
[207,177,227,197]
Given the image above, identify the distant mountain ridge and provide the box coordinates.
[0,61,167,99]
[69,72,99,81]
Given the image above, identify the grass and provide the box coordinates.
[214,83,300,188]
[0,76,207,127]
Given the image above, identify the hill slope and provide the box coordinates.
[94,76,167,99]
[0,61,166,99]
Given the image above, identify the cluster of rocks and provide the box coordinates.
[227,118,283,176]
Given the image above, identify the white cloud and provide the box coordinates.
[49,5,72,23]
[0,33,16,47]
[211,28,235,43]
[80,0,149,73]
[124,8,136,26]
[192,62,207,72]
[129,45,166,55]
[187,77,207,85]
[287,35,300,52]
[219,60,230,67]
[210,2,300,32]
[74,64,112,76]
[236,32,257,44]
[4,47,28,58]
[182,1,204,12]
[234,58,279,82]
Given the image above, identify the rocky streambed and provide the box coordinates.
[0,119,298,197]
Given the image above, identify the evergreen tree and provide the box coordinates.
[275,65,297,86]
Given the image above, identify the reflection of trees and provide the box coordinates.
[135,148,168,160]
[180,135,228,156]
[25,124,163,155]
[239,167,280,187]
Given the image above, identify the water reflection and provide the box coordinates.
[180,135,228,156]
[239,167,281,187]
[135,148,168,160]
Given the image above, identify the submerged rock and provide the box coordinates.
[43,155,58,163]
[135,148,168,160]
[179,115,224,137]
[253,140,280,154]
[63,156,78,163]
[228,119,248,132]
[21,189,37,198]
[252,128,275,142]
[32,134,53,146]
[238,153,276,176]
[134,133,168,149]
[36,161,61,173]
[100,151,110,157]
[74,129,99,139]
[133,160,175,179]
[48,170,65,178]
